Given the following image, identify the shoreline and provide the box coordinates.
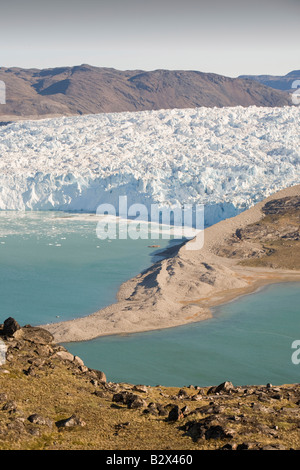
[43,184,300,344]
[63,276,300,344]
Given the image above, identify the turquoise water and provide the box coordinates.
[1,212,299,388]
[66,282,300,387]
[0,212,178,326]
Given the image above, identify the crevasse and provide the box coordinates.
[0,106,299,226]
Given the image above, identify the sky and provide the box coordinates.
[0,0,299,77]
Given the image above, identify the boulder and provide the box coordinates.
[112,391,146,409]
[55,415,86,428]
[73,356,85,367]
[205,425,233,440]
[167,405,185,422]
[132,385,148,393]
[208,381,234,395]
[53,350,74,362]
[3,318,20,337]
[129,397,147,409]
[2,400,18,412]
[28,414,53,427]
[91,369,107,383]
[21,326,54,345]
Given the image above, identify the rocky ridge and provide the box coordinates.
[0,318,299,450]
[0,65,291,121]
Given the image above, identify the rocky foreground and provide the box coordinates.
[0,318,299,450]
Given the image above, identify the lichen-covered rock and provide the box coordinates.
[55,415,86,428]
[20,326,54,345]
[28,414,53,427]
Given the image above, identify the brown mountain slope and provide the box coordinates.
[0,65,292,120]
[239,70,300,92]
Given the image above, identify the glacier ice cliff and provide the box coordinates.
[0,106,299,226]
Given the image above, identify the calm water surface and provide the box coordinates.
[66,282,300,387]
[1,212,299,387]
[0,211,178,325]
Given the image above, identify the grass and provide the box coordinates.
[1,349,300,450]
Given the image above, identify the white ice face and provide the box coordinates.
[0,106,299,225]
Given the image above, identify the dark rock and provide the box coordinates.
[144,403,158,416]
[104,383,119,392]
[113,391,137,405]
[27,427,40,436]
[114,421,130,435]
[215,381,234,393]
[112,391,146,409]
[90,369,107,383]
[6,418,25,434]
[271,394,282,400]
[236,442,252,450]
[205,425,233,440]
[21,326,54,345]
[178,389,189,398]
[184,415,234,442]
[183,420,206,440]
[221,443,237,450]
[55,414,86,428]
[28,414,53,427]
[207,381,234,395]
[262,196,300,216]
[24,366,36,377]
[2,401,18,412]
[3,318,20,337]
[181,405,190,416]
[128,397,147,409]
[167,405,184,422]
[143,402,165,417]
[34,345,53,357]
[132,385,148,393]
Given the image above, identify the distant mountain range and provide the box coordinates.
[239,70,300,92]
[0,65,293,120]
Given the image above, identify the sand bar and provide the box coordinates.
[43,184,300,343]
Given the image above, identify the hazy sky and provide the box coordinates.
[0,0,299,76]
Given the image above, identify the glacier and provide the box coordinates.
[0,106,299,226]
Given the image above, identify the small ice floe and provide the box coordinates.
[0,339,7,366]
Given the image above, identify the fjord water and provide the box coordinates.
[0,212,176,326]
[66,282,300,387]
[1,212,299,387]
